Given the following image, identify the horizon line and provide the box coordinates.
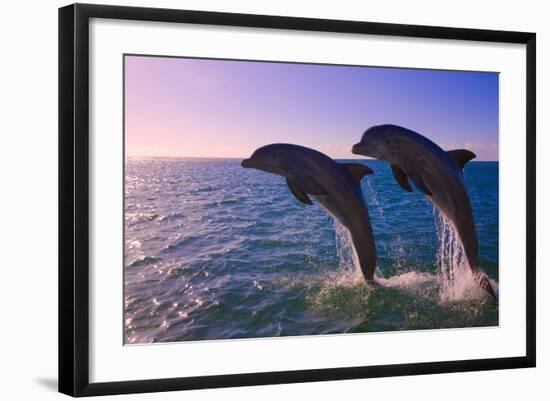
[125,155,499,162]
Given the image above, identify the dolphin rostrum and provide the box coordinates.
[241,144,377,283]
[352,124,497,299]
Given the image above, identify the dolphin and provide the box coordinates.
[241,144,377,283]
[352,124,497,299]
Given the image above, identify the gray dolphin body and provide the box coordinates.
[352,124,497,299]
[242,144,377,283]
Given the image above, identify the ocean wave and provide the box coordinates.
[128,256,163,268]
[124,159,499,343]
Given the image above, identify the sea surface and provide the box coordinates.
[124,158,499,344]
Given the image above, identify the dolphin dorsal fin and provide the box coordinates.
[447,149,476,170]
[286,178,313,205]
[342,163,373,183]
[391,164,413,192]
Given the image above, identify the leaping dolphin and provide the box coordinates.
[241,144,377,283]
[352,124,497,299]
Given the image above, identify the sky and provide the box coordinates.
[125,55,499,160]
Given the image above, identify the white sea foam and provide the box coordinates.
[434,208,486,302]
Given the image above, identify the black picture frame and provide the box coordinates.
[59,3,536,397]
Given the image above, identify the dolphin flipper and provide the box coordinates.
[286,178,313,205]
[448,149,476,171]
[409,172,433,196]
[391,164,431,196]
[341,163,373,183]
[391,164,413,192]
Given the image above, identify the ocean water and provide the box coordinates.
[124,158,498,344]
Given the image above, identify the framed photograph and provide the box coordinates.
[59,3,536,397]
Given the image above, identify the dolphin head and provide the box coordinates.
[352,124,404,162]
[241,144,289,175]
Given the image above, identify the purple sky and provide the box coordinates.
[125,55,499,160]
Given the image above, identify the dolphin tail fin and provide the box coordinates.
[342,163,373,183]
[448,149,476,171]
[474,271,497,300]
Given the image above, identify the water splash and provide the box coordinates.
[434,208,482,301]
[333,218,363,281]
[376,271,438,298]
[364,179,407,269]
[364,180,386,224]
